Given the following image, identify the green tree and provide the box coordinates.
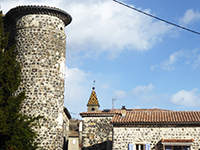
[0,11,41,150]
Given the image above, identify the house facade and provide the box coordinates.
[63,107,72,150]
[80,88,200,150]
[80,87,113,150]
[68,130,79,150]
[112,108,200,150]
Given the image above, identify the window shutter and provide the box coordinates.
[145,143,150,150]
[128,143,134,150]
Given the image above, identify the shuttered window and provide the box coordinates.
[134,143,150,150]
[128,143,134,150]
[145,143,150,150]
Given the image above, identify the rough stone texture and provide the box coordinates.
[63,110,70,150]
[16,14,65,150]
[113,125,200,150]
[5,6,71,150]
[82,117,113,149]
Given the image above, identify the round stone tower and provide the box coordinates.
[5,6,72,149]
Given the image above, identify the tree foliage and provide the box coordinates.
[0,11,41,150]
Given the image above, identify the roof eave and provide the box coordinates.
[5,5,72,26]
[80,113,114,117]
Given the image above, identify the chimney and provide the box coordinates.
[121,106,126,117]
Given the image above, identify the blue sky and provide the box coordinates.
[1,0,200,119]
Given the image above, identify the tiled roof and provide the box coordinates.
[111,110,200,125]
[68,130,79,137]
[87,87,100,107]
[80,108,170,117]
[80,109,115,117]
[5,5,72,26]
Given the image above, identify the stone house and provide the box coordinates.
[112,107,200,150]
[68,130,79,150]
[80,87,113,150]
[63,107,72,150]
[80,87,200,150]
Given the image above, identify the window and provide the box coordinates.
[136,144,150,150]
[182,146,190,150]
[165,146,190,150]
[91,108,95,111]
[73,139,76,144]
[128,143,150,150]
[128,143,134,150]
[136,144,144,150]
[166,146,172,150]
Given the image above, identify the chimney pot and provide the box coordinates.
[121,106,126,117]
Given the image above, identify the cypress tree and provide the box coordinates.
[0,11,41,150]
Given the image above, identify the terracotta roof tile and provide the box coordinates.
[80,108,171,117]
[111,110,200,125]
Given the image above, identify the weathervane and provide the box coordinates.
[92,80,96,90]
[93,80,96,86]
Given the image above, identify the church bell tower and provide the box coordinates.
[87,87,100,112]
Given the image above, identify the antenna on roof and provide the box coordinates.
[112,97,121,111]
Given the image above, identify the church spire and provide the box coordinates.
[87,86,100,112]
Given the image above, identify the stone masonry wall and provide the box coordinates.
[63,111,70,150]
[11,14,66,150]
[82,117,113,149]
[63,112,70,140]
[113,126,200,150]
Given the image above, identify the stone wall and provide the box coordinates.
[113,125,200,150]
[63,111,70,150]
[16,14,66,150]
[5,6,71,150]
[82,117,113,150]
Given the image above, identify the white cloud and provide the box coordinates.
[2,0,172,61]
[102,83,110,90]
[179,9,200,26]
[190,49,200,69]
[192,55,200,69]
[160,50,186,71]
[65,0,172,60]
[113,90,127,99]
[130,83,154,95]
[170,89,200,107]
[151,49,200,71]
[64,66,91,105]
